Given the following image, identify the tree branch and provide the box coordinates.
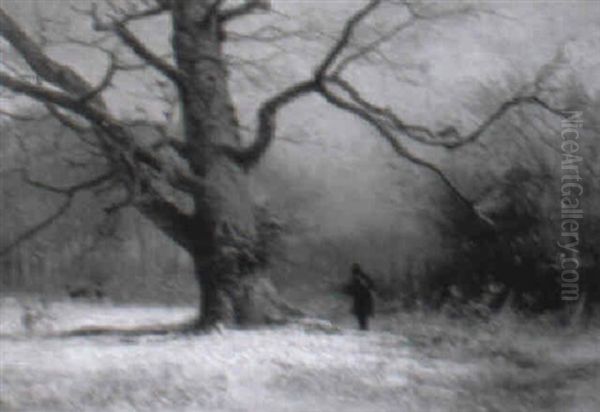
[101,177,195,251]
[0,170,116,257]
[317,80,497,229]
[88,4,184,88]
[20,169,116,195]
[112,3,168,25]
[0,7,104,108]
[0,198,73,257]
[151,135,188,158]
[314,0,382,80]
[228,0,394,169]
[44,103,92,134]
[0,73,201,195]
[1,4,197,254]
[135,188,195,251]
[0,72,106,122]
[326,75,567,149]
[219,0,270,23]
[78,52,118,104]
[112,23,184,87]
[227,80,318,168]
[332,18,417,76]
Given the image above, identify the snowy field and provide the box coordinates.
[1,296,599,412]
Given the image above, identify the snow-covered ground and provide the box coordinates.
[1,296,599,412]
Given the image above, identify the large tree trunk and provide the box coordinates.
[171,1,292,328]
[189,159,260,327]
[186,137,300,328]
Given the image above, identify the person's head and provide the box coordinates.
[351,263,361,275]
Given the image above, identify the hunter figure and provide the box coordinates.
[344,263,375,330]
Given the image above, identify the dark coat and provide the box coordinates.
[344,270,375,317]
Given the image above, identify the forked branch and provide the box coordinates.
[233,0,382,167]
[315,0,381,80]
[0,8,104,107]
[88,6,184,88]
[326,75,566,148]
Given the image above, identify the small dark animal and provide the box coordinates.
[66,283,104,300]
[343,263,375,331]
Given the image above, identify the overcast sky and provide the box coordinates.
[3,1,599,114]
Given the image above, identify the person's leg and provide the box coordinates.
[357,314,369,330]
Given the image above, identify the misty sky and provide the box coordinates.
[2,1,599,119]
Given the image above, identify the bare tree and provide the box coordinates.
[0,0,568,328]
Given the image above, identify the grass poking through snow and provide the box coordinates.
[1,297,598,411]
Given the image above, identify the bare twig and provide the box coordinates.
[44,104,92,134]
[231,1,383,167]
[85,4,184,87]
[113,4,168,25]
[332,18,417,75]
[0,198,73,257]
[327,75,566,148]
[0,8,105,108]
[0,72,106,122]
[110,23,184,87]
[20,169,115,195]
[0,170,116,256]
[78,52,118,103]
[219,0,270,23]
[226,25,308,43]
[315,0,382,80]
